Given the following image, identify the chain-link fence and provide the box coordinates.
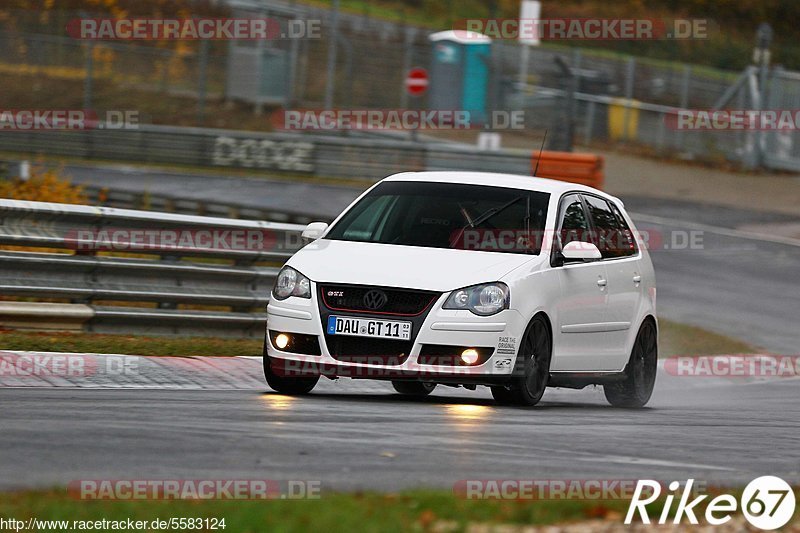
[0,3,798,171]
[0,5,742,109]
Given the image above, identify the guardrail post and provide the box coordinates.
[158,254,180,310]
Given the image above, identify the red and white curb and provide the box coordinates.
[0,351,265,389]
[0,351,796,390]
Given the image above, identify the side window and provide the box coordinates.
[558,194,590,248]
[583,195,636,259]
[610,202,638,256]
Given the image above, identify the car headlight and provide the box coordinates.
[272,266,311,300]
[443,282,509,316]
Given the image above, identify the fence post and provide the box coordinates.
[197,40,209,124]
[400,26,416,109]
[160,50,170,94]
[680,64,691,108]
[324,0,340,110]
[288,32,300,106]
[622,56,635,140]
[584,100,595,145]
[572,48,582,76]
[518,43,530,88]
[83,42,94,110]
[678,64,691,151]
[294,38,309,105]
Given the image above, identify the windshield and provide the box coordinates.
[325,181,550,254]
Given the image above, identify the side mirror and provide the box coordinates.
[301,222,329,242]
[561,241,602,262]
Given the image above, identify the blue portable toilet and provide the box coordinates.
[428,30,492,125]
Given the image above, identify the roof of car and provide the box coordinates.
[382,171,619,203]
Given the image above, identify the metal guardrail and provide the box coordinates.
[0,124,533,179]
[80,184,328,224]
[0,199,307,337]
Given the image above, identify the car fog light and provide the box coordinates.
[461,348,480,365]
[275,333,290,349]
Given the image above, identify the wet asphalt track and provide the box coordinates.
[0,360,799,491]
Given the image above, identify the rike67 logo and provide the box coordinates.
[627,476,796,530]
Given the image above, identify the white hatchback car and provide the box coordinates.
[264,171,657,407]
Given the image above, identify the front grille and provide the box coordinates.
[324,335,412,364]
[318,284,439,364]
[320,284,439,316]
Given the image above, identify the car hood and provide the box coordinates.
[286,239,539,292]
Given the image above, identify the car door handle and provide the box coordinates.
[597,279,607,287]
[632,275,642,283]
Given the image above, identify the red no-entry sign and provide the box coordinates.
[405,67,429,96]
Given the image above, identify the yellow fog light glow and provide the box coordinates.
[461,348,480,365]
[275,333,290,349]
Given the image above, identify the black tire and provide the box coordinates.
[490,385,517,405]
[492,316,552,406]
[263,346,319,395]
[604,320,657,408]
[392,381,436,396]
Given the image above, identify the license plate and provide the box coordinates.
[327,315,412,340]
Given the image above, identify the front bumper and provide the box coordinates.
[265,287,526,384]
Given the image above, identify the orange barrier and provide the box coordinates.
[531,150,604,190]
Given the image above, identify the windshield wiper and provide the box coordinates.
[449,195,526,248]
[465,195,525,229]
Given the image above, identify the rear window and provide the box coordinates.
[326,181,550,254]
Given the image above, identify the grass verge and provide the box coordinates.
[0,319,756,358]
[0,330,261,357]
[0,487,796,532]
[657,320,756,358]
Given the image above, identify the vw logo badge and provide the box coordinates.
[363,289,388,311]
